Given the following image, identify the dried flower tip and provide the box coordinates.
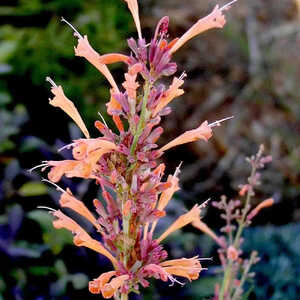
[101,275,129,299]
[227,245,239,261]
[159,121,212,153]
[156,204,201,243]
[247,198,274,220]
[170,5,228,54]
[47,78,90,139]
[123,0,142,39]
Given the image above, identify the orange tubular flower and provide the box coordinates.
[152,77,184,117]
[170,5,227,54]
[101,275,129,299]
[74,35,119,92]
[159,121,213,153]
[89,271,116,294]
[98,53,130,65]
[123,0,142,39]
[247,198,274,220]
[47,78,90,139]
[52,210,118,267]
[59,189,101,231]
[192,217,224,247]
[156,205,201,243]
[47,160,80,182]
[160,256,202,281]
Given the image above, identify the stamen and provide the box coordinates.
[97,112,108,128]
[199,198,211,209]
[28,163,49,173]
[37,206,57,212]
[221,0,239,11]
[208,116,234,128]
[46,76,57,88]
[179,71,187,80]
[199,257,213,261]
[41,178,66,193]
[58,142,76,152]
[174,161,183,177]
[61,17,83,39]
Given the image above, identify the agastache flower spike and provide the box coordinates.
[35,1,238,297]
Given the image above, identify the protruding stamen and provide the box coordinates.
[97,112,108,128]
[37,206,57,212]
[174,161,183,177]
[28,163,49,173]
[208,116,234,128]
[221,0,239,11]
[199,198,211,209]
[61,17,83,39]
[41,178,66,193]
[58,142,76,152]
[46,76,57,88]
[179,71,187,80]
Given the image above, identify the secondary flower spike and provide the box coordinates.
[35,0,237,298]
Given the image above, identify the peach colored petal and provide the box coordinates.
[48,84,90,139]
[227,245,239,261]
[47,160,80,182]
[59,189,101,231]
[152,77,184,116]
[73,231,118,267]
[159,121,212,152]
[122,72,139,100]
[123,0,142,39]
[171,5,227,54]
[89,271,116,294]
[101,275,129,299]
[156,204,201,243]
[75,35,119,92]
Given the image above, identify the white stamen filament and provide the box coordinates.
[174,161,183,177]
[98,112,108,127]
[41,178,66,193]
[28,163,49,173]
[37,206,57,212]
[208,116,234,128]
[46,76,57,88]
[61,17,83,39]
[58,142,77,152]
[221,0,239,11]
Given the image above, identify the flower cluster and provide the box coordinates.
[33,0,237,298]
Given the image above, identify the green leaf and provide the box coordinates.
[19,181,48,197]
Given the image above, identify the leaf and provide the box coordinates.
[18,182,47,197]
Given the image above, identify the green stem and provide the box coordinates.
[130,81,151,156]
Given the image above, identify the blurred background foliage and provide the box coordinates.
[0,0,299,299]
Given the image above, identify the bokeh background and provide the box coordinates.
[0,0,299,299]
